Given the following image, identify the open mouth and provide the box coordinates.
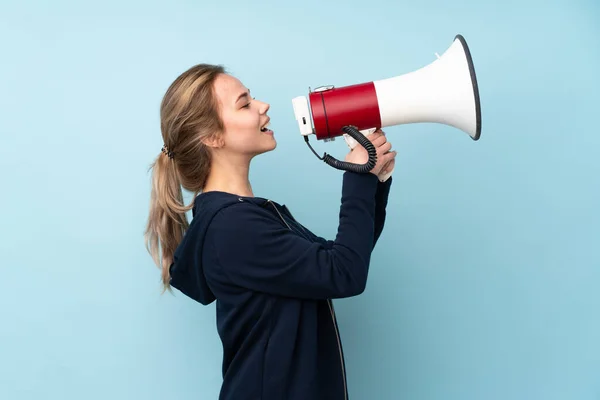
[260,119,271,132]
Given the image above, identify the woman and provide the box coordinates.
[145,63,396,400]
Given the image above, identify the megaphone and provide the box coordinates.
[291,34,481,182]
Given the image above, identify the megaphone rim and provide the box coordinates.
[454,34,482,141]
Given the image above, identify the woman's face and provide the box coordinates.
[213,73,276,158]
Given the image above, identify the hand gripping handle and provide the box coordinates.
[343,128,394,182]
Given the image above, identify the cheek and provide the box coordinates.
[221,112,261,149]
[223,125,260,151]
[226,134,254,150]
[225,112,258,132]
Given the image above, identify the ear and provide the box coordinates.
[201,134,225,148]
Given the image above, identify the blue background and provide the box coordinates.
[1,0,599,399]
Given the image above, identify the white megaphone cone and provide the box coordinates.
[292,34,481,182]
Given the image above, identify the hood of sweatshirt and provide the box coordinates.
[168,191,270,305]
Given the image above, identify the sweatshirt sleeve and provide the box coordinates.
[313,177,393,250]
[205,171,380,299]
[373,177,393,248]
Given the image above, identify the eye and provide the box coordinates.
[242,97,255,109]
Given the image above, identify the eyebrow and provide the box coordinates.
[235,89,251,104]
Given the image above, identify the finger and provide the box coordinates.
[380,159,392,172]
[382,160,395,174]
[380,153,395,169]
[381,161,393,174]
[381,151,396,165]
[377,141,392,155]
[368,131,384,142]
[385,150,397,162]
[371,135,388,148]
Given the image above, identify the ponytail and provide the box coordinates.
[144,149,196,291]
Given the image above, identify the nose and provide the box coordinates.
[260,100,270,114]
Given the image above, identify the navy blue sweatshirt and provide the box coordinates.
[169,171,392,400]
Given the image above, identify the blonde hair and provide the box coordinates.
[144,63,226,291]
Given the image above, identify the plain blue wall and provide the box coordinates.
[1,0,599,399]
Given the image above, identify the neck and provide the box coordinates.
[202,153,254,197]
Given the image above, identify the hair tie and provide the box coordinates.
[161,144,174,159]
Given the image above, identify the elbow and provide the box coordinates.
[346,278,367,297]
[354,270,368,295]
[349,280,367,296]
[343,260,370,297]
[329,249,371,298]
[353,256,371,293]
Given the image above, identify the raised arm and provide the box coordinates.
[204,172,380,299]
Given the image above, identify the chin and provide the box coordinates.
[249,132,277,156]
[268,138,277,151]
[263,136,277,152]
[251,142,277,158]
